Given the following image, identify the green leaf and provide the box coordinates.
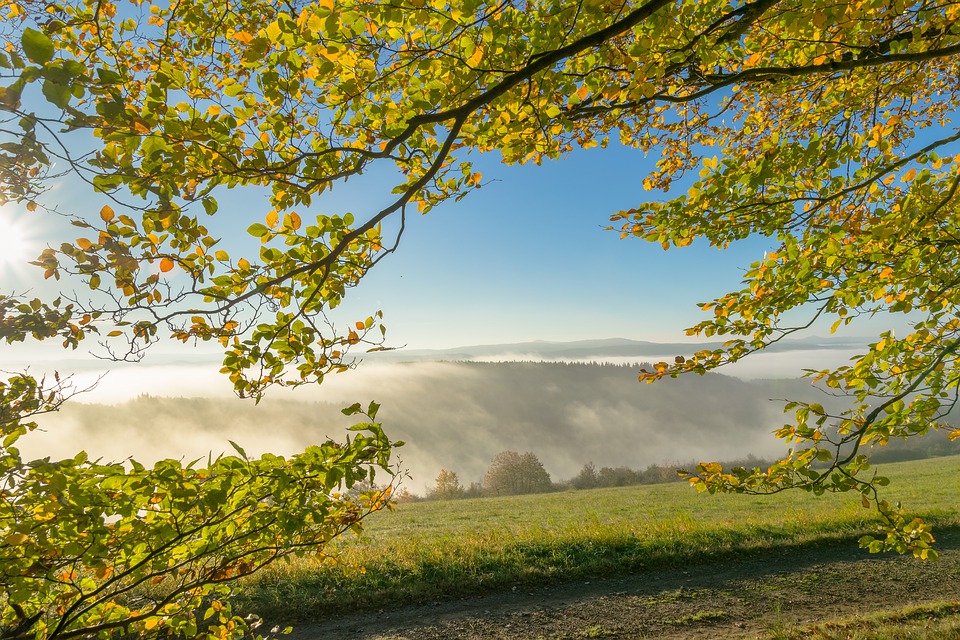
[97,67,122,84]
[22,28,54,64]
[247,223,269,238]
[227,440,248,459]
[341,402,362,416]
[41,78,70,109]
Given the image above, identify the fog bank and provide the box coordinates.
[22,361,840,493]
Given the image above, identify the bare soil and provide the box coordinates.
[285,529,960,640]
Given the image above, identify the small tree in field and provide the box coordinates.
[571,462,599,490]
[483,451,553,497]
[433,468,465,500]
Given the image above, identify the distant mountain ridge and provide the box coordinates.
[367,336,871,362]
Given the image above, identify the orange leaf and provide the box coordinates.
[76,238,93,250]
[232,31,254,45]
[159,258,174,272]
[290,212,301,230]
[94,565,114,580]
[100,205,115,222]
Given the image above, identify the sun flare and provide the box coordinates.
[0,212,31,268]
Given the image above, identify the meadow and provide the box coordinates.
[239,454,960,626]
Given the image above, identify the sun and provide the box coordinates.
[0,210,33,269]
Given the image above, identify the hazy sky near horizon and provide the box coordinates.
[1,101,905,385]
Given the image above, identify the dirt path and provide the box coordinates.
[286,529,960,639]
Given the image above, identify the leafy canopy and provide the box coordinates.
[0,372,397,640]
[1,0,958,623]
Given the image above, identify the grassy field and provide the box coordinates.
[767,601,960,640]
[238,455,960,623]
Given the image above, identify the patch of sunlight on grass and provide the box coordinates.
[238,455,960,621]
[766,601,960,640]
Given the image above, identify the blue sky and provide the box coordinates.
[263,142,780,349]
[1,137,763,340]
[1,124,907,403]
[3,135,884,358]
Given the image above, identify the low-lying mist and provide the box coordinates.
[26,361,835,494]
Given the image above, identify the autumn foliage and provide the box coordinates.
[2,0,960,636]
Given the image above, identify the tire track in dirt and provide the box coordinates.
[286,529,960,639]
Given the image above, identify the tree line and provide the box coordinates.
[423,451,772,501]
[424,429,960,501]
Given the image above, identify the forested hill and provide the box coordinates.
[27,361,951,493]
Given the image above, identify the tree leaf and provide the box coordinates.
[41,79,70,109]
[22,28,54,64]
[247,223,269,238]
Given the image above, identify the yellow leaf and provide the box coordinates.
[266,210,279,228]
[238,258,250,270]
[233,31,254,45]
[4,532,28,545]
[76,238,92,250]
[26,201,37,212]
[265,21,282,43]
[319,0,333,9]
[290,212,301,230]
[207,105,221,117]
[100,205,115,222]
[159,258,174,272]
[901,168,917,183]
[107,330,123,337]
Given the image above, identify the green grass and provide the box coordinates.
[765,601,960,639]
[237,455,960,621]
